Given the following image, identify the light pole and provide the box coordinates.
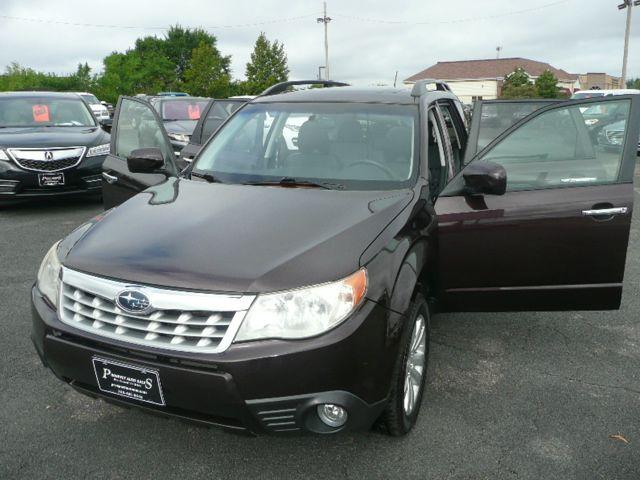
[619,0,640,86]
[317,2,332,80]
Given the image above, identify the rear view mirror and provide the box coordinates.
[463,161,507,196]
[127,148,166,174]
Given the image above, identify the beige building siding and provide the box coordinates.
[441,79,500,103]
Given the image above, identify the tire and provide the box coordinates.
[379,293,430,436]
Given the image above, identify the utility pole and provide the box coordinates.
[317,2,332,80]
[619,0,640,86]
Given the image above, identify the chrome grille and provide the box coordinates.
[58,268,254,353]
[8,146,85,172]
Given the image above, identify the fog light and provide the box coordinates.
[317,404,348,428]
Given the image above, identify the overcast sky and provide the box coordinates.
[0,0,638,85]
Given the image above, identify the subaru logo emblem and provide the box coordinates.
[116,290,151,314]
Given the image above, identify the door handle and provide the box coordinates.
[102,172,118,184]
[582,207,628,217]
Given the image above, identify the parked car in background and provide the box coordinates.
[572,89,640,100]
[0,91,110,201]
[101,100,115,118]
[33,80,640,437]
[157,92,190,97]
[148,96,210,155]
[599,119,640,154]
[75,92,110,121]
[179,97,249,167]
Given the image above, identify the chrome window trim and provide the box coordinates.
[8,146,86,172]
[58,267,255,354]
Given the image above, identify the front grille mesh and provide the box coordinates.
[18,157,80,172]
[57,268,254,353]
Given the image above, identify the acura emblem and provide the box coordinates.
[44,151,54,160]
[116,290,151,314]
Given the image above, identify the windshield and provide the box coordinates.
[80,94,100,105]
[0,97,96,127]
[193,102,419,190]
[161,99,209,121]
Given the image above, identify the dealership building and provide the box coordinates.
[404,57,580,103]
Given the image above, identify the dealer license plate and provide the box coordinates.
[92,357,165,406]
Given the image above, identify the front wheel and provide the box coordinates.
[380,293,430,436]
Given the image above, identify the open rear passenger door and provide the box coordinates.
[102,96,178,210]
[435,95,640,312]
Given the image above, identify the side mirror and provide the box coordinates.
[99,118,112,133]
[127,148,166,174]
[463,161,507,196]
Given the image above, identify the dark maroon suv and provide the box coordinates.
[31,80,640,436]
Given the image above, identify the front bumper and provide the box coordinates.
[31,286,395,435]
[0,155,105,200]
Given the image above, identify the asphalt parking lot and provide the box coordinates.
[1,182,640,480]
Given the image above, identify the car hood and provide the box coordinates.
[64,178,413,293]
[0,126,108,148]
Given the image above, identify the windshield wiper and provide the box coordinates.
[243,177,342,190]
[190,171,221,183]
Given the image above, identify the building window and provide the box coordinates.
[471,96,484,102]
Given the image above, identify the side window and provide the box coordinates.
[479,99,631,191]
[201,103,230,141]
[437,102,466,172]
[115,98,173,161]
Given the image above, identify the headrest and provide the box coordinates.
[297,120,330,154]
[384,126,412,159]
[337,119,364,142]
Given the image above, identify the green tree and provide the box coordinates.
[162,26,226,84]
[627,78,640,89]
[501,67,537,99]
[244,32,289,94]
[535,69,560,98]
[96,26,230,101]
[72,62,93,91]
[183,40,231,98]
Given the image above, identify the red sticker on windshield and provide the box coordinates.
[33,104,51,122]
[188,104,201,120]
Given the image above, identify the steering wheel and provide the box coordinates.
[346,160,395,179]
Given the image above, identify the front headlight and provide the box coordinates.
[0,149,9,161]
[234,269,368,342]
[86,143,110,157]
[37,241,62,308]
[585,119,599,126]
[168,133,190,143]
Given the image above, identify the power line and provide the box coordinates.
[0,13,320,30]
[331,0,573,26]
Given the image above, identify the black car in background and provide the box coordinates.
[0,92,110,201]
[148,96,209,156]
[179,97,249,167]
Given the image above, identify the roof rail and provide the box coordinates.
[410,79,452,97]
[259,80,350,97]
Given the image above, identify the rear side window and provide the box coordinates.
[478,99,631,191]
[115,98,173,161]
